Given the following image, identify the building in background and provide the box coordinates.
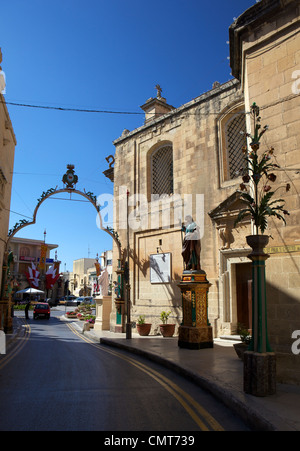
[0,48,17,297]
[9,237,61,300]
[72,258,96,297]
[69,252,113,297]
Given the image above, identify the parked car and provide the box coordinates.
[74,297,85,305]
[57,296,66,305]
[82,296,94,304]
[65,295,79,306]
[33,303,50,320]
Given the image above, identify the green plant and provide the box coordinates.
[235,103,290,235]
[137,315,146,325]
[160,311,171,324]
[237,323,252,346]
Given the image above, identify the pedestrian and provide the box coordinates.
[25,300,30,320]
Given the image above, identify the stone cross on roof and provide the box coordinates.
[155,84,162,98]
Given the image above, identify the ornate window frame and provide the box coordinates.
[217,102,247,188]
[147,142,174,201]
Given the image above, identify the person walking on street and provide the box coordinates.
[25,300,30,320]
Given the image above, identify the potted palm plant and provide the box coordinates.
[136,315,152,336]
[159,311,176,337]
[235,102,290,241]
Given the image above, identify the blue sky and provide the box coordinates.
[1,0,256,271]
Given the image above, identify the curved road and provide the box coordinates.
[0,309,250,431]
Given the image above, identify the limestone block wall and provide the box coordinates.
[0,94,16,295]
[241,1,300,383]
[112,80,246,334]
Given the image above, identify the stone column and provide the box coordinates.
[178,270,213,349]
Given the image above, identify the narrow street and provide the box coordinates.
[0,307,250,432]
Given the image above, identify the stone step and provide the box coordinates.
[218,335,241,342]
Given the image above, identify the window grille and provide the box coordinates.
[151,146,173,195]
[226,114,247,179]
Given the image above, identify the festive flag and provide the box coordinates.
[95,262,101,276]
[45,265,60,289]
[25,263,40,288]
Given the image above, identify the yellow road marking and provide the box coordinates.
[0,320,31,370]
[66,322,224,431]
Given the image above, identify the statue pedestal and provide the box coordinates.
[94,296,112,331]
[178,271,213,350]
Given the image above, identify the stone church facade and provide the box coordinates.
[108,0,300,384]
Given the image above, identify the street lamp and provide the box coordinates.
[126,190,132,339]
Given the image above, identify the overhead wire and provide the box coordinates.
[1,91,299,118]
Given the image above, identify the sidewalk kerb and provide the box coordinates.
[99,337,293,432]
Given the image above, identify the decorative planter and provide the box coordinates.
[246,234,269,257]
[233,342,249,361]
[160,324,175,337]
[137,323,152,336]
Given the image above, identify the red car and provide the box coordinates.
[33,303,50,320]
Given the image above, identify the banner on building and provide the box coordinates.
[39,244,48,270]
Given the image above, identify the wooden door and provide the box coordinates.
[236,263,252,330]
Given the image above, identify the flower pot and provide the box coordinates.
[246,235,269,257]
[160,324,175,337]
[233,342,249,361]
[137,323,152,336]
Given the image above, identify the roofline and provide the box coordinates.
[113,79,241,145]
[9,236,58,250]
[229,0,297,80]
[0,93,17,145]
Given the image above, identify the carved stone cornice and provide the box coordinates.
[209,191,250,250]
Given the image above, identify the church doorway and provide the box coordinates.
[236,263,252,331]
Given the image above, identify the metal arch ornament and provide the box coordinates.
[62,164,78,189]
[7,166,122,258]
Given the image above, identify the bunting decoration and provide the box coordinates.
[25,263,40,288]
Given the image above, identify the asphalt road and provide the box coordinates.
[0,308,250,431]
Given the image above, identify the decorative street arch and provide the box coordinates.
[7,165,121,257]
[1,165,125,333]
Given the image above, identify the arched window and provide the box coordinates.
[218,104,247,185]
[20,246,30,257]
[226,113,247,180]
[151,145,173,196]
